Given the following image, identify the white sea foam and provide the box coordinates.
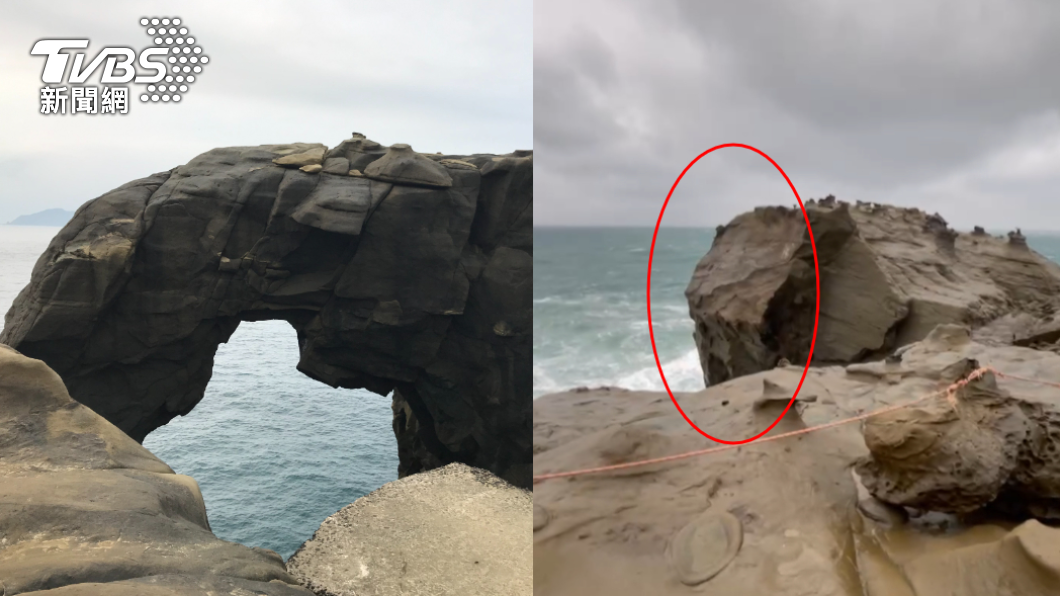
[616,349,705,392]
[532,363,562,398]
[533,348,705,398]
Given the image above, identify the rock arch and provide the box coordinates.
[0,134,532,488]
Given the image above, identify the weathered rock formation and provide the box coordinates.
[0,344,312,595]
[686,198,1060,385]
[533,324,1060,595]
[0,133,532,488]
[856,356,1060,519]
[288,463,532,596]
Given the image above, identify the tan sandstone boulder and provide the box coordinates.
[686,198,1060,385]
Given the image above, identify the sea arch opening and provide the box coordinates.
[143,319,398,559]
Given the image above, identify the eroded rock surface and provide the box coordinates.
[0,133,532,488]
[856,357,1060,519]
[667,510,743,586]
[287,463,532,596]
[0,344,312,595]
[533,324,1060,595]
[686,198,1060,385]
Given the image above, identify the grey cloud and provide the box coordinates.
[673,1,1060,127]
[535,0,1060,229]
[533,34,625,152]
[1,0,531,224]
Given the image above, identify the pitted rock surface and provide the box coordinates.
[287,463,531,596]
[0,133,532,488]
[856,358,1060,518]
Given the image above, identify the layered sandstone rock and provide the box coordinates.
[0,133,532,488]
[287,463,532,596]
[856,355,1060,520]
[686,197,1060,385]
[533,324,1060,595]
[0,344,312,595]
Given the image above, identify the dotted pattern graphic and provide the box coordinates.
[137,17,208,103]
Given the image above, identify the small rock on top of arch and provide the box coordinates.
[364,144,453,188]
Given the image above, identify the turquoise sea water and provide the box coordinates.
[533,226,1060,399]
[0,225,397,560]
[533,227,715,397]
[142,321,398,560]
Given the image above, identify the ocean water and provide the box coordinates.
[0,225,398,560]
[533,226,1060,398]
[533,227,716,398]
[143,323,398,560]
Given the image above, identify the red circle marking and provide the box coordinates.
[647,143,820,445]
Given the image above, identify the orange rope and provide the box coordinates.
[532,366,1049,484]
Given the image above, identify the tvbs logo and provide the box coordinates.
[31,17,209,115]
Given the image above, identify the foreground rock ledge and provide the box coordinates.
[0,133,532,488]
[534,325,1060,595]
[0,344,311,595]
[287,463,532,596]
[687,198,1060,385]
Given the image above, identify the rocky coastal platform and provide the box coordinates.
[534,326,1060,596]
[535,199,1060,595]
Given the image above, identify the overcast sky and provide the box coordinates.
[0,0,531,224]
[534,0,1060,230]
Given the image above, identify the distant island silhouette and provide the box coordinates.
[7,208,74,226]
